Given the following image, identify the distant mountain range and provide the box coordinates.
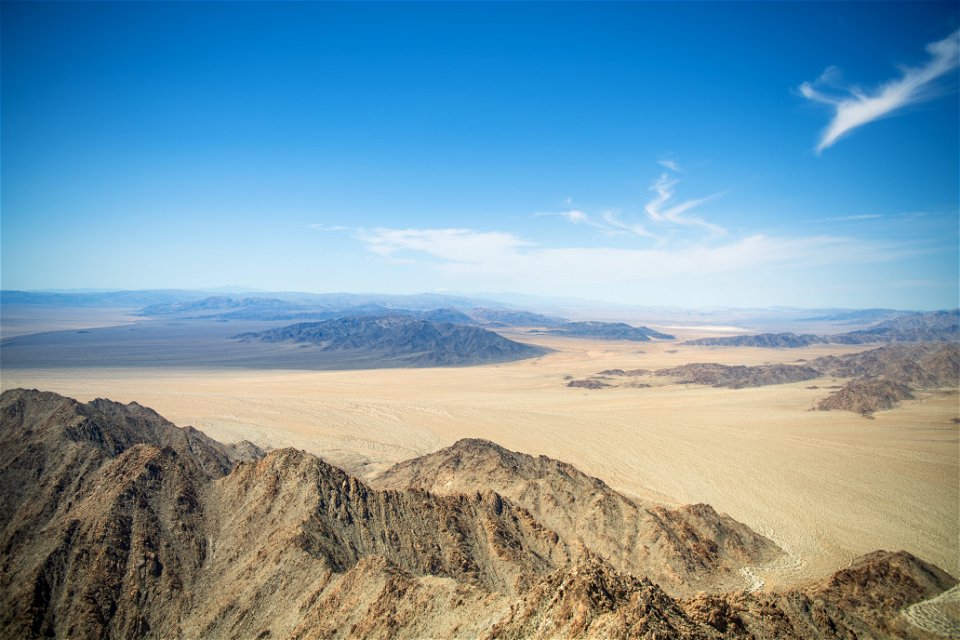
[232,316,548,366]
[684,310,959,347]
[542,321,675,341]
[798,308,906,324]
[1,388,954,639]
[467,308,566,327]
[137,295,570,328]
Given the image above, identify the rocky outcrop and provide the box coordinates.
[654,363,821,389]
[566,378,611,389]
[816,377,915,415]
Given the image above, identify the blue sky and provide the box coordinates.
[2,2,958,309]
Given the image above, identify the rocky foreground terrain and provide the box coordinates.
[1,388,956,639]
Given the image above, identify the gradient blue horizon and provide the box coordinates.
[2,2,958,309]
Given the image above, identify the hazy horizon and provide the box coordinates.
[3,285,957,314]
[2,2,958,309]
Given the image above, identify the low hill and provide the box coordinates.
[684,333,826,348]
[654,363,821,389]
[816,378,915,416]
[546,321,675,341]
[1,389,955,639]
[232,315,547,366]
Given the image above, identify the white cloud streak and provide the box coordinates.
[535,209,659,240]
[644,173,726,235]
[800,29,960,153]
[356,227,531,263]
[356,226,906,287]
[828,214,884,222]
[658,159,682,172]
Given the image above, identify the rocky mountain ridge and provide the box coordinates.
[1,389,955,639]
[232,315,548,366]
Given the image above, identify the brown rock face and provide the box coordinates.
[1,389,955,639]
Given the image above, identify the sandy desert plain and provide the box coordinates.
[2,323,957,597]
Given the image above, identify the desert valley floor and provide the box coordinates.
[2,328,957,595]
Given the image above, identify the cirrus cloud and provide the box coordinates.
[800,29,960,153]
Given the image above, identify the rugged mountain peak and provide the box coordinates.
[373,439,781,595]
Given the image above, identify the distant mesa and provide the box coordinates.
[544,321,675,341]
[684,310,959,347]
[231,315,548,366]
[1,389,955,639]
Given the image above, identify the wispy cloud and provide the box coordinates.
[355,226,910,289]
[310,224,349,232]
[799,29,960,153]
[644,173,726,235]
[658,158,682,172]
[356,227,531,263]
[828,214,883,222]
[535,209,659,240]
[802,213,885,223]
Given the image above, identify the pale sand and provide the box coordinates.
[2,334,957,588]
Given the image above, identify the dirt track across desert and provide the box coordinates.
[3,333,957,588]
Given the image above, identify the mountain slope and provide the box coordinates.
[232,316,547,366]
[373,438,783,595]
[1,389,955,640]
